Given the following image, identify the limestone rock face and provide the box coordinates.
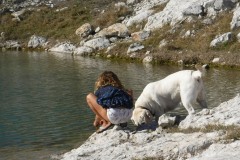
[143,0,237,31]
[179,94,240,129]
[188,141,240,160]
[61,129,223,160]
[61,95,240,160]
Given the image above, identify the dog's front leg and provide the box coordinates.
[181,100,195,115]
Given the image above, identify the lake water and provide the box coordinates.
[0,51,240,160]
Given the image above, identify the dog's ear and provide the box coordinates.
[195,64,206,77]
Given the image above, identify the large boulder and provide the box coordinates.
[95,23,130,38]
[28,35,47,48]
[75,23,93,38]
[73,46,93,56]
[83,37,110,50]
[48,42,76,54]
[144,0,237,31]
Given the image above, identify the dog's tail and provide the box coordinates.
[193,64,207,79]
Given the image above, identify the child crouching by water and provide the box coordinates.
[86,71,133,133]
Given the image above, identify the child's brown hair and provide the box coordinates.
[95,71,124,91]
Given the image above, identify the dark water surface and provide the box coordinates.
[0,51,240,160]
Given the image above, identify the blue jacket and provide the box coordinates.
[95,85,133,109]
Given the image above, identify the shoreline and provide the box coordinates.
[1,47,240,70]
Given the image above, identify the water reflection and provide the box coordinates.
[0,51,240,160]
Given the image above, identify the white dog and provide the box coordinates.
[131,65,207,126]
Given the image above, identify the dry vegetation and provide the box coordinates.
[166,124,240,141]
[0,0,126,43]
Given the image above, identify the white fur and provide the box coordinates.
[131,67,207,126]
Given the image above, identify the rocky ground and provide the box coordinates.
[59,94,240,160]
[1,0,240,67]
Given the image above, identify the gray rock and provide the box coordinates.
[126,10,154,27]
[75,23,93,38]
[28,35,47,48]
[95,27,101,33]
[188,141,240,160]
[49,42,76,54]
[83,37,110,50]
[210,32,232,47]
[96,23,130,38]
[126,0,140,5]
[182,30,195,38]
[61,128,225,160]
[159,39,168,48]
[158,114,176,128]
[212,57,220,63]
[143,55,153,63]
[127,42,144,54]
[131,30,150,41]
[214,0,235,11]
[115,2,128,10]
[144,0,237,31]
[230,6,240,30]
[179,94,240,129]
[183,5,204,16]
[73,46,93,56]
[4,40,21,50]
[237,32,240,42]
[11,9,25,21]
[0,32,5,42]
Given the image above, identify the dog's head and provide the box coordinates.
[131,107,153,126]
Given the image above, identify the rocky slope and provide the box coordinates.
[0,0,240,66]
[1,0,240,67]
[59,94,240,160]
